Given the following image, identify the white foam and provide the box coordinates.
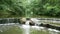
[48,28,60,32]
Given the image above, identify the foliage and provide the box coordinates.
[0,0,60,17]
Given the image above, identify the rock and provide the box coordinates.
[29,20,35,26]
[20,18,26,24]
[44,24,51,28]
[55,26,60,31]
[26,18,30,20]
[39,23,44,26]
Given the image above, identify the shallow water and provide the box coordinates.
[0,23,60,34]
[0,18,60,34]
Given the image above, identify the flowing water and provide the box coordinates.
[0,18,60,34]
[22,20,30,34]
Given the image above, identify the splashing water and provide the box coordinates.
[0,18,60,34]
[25,21,30,25]
[22,20,30,34]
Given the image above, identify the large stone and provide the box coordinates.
[20,18,26,24]
[29,20,35,26]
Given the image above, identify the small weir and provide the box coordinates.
[0,18,60,34]
[0,18,20,24]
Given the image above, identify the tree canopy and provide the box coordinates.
[0,0,60,18]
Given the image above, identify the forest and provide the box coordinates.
[0,0,60,18]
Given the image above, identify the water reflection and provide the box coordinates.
[0,23,60,34]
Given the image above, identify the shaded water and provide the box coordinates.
[0,18,60,34]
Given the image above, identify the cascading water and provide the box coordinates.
[22,20,30,34]
[21,18,60,34]
[25,21,30,25]
[0,18,60,34]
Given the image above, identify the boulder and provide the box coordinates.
[20,18,26,24]
[39,23,44,26]
[29,20,35,26]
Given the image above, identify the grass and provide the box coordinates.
[31,15,60,18]
[0,15,60,18]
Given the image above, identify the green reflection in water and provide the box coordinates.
[0,25,60,34]
[30,29,49,34]
[30,28,60,34]
[0,26,23,34]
